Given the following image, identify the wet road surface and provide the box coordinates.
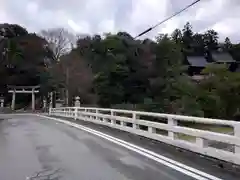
[0,115,237,180]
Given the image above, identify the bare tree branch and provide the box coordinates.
[39,28,76,61]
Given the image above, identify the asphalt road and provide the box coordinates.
[0,115,237,180]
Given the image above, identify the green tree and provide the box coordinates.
[224,37,232,50]
[0,24,55,97]
[54,49,96,105]
[199,64,240,119]
[192,33,205,55]
[231,43,240,62]
[203,30,219,51]
[182,22,193,49]
[42,24,240,120]
[171,29,182,44]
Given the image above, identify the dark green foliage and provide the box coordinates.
[1,22,240,119]
[203,30,219,51]
[0,23,56,100]
[71,23,240,119]
[199,65,240,119]
[230,44,240,62]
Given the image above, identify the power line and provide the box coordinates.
[134,0,202,39]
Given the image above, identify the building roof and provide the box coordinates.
[211,52,236,63]
[186,56,209,67]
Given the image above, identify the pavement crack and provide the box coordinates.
[26,168,63,180]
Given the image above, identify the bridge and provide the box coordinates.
[0,107,239,180]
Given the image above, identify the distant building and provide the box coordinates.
[186,56,209,76]
[210,51,238,72]
[211,52,235,63]
[185,50,239,77]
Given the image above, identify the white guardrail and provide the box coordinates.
[49,107,240,165]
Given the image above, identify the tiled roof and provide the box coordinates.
[186,56,209,67]
[212,52,236,63]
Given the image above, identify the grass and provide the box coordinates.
[175,123,233,142]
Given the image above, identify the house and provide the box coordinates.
[186,56,209,76]
[211,52,235,63]
[211,51,238,72]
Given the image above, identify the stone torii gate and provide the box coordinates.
[8,85,40,110]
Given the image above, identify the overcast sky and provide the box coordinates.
[1,0,240,42]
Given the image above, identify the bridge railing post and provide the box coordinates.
[234,124,240,154]
[132,113,139,130]
[111,110,116,125]
[79,108,83,120]
[74,107,78,120]
[84,109,88,121]
[121,120,127,127]
[49,108,52,116]
[65,108,68,117]
[89,110,92,121]
[64,108,67,117]
[63,108,65,117]
[196,137,205,148]
[168,117,177,139]
[95,109,98,120]
[148,126,156,133]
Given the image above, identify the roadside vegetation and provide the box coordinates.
[0,22,240,120]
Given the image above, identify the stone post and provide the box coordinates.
[49,108,52,115]
[43,99,47,108]
[43,99,47,109]
[74,96,81,107]
[43,99,47,112]
[11,91,16,110]
[32,90,35,111]
[49,92,53,108]
[0,98,4,108]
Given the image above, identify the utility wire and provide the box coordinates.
[134,0,202,39]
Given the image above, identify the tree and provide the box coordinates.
[156,33,169,43]
[91,33,131,107]
[54,49,96,105]
[199,64,240,119]
[40,28,75,61]
[0,23,57,108]
[192,33,205,55]
[0,37,23,91]
[182,22,193,49]
[0,23,28,38]
[0,33,55,92]
[171,29,182,44]
[231,43,240,62]
[75,32,150,107]
[224,37,232,50]
[145,35,190,113]
[203,30,219,51]
[1,21,236,118]
[0,25,54,87]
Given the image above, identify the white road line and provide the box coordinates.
[38,115,223,180]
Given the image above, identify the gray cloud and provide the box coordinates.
[0,0,240,42]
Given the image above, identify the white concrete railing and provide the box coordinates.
[49,107,240,165]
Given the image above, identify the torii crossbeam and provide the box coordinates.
[8,85,40,111]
